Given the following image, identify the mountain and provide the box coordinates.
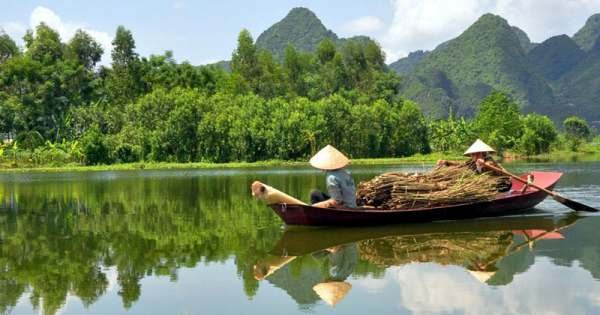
[512,26,537,52]
[398,14,554,118]
[388,50,430,75]
[527,35,585,81]
[573,13,600,51]
[255,7,338,60]
[556,36,600,126]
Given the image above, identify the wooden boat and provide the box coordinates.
[269,171,563,226]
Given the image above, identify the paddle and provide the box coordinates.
[483,162,598,212]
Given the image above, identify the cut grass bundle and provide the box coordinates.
[356,165,504,209]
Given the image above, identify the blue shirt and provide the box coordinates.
[326,169,357,208]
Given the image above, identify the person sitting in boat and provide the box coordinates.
[309,145,357,208]
[436,139,512,192]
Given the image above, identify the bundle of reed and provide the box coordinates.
[356,165,503,209]
[358,232,513,268]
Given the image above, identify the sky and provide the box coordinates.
[1,0,600,65]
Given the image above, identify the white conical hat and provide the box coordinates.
[464,139,495,156]
[309,145,349,170]
[313,281,352,306]
[467,270,495,283]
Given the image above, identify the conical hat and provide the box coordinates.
[309,145,349,170]
[467,270,495,283]
[313,281,352,306]
[464,139,495,156]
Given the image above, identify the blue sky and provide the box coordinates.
[2,1,600,65]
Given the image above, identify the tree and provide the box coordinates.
[474,91,523,151]
[316,38,336,64]
[108,26,142,104]
[67,29,103,69]
[563,116,591,151]
[0,31,19,63]
[231,29,259,93]
[517,114,558,155]
[24,23,63,64]
[283,44,310,96]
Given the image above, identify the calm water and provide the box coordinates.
[1,163,600,315]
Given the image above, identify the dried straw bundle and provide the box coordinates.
[356,165,503,209]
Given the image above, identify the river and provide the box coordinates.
[0,162,599,314]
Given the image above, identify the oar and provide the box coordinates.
[484,162,598,212]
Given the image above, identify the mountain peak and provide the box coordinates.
[286,7,318,19]
[256,7,337,59]
[573,13,600,51]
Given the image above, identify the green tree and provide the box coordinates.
[0,31,19,63]
[474,91,523,151]
[517,114,558,155]
[231,29,260,94]
[316,38,336,64]
[66,29,103,69]
[81,126,110,164]
[563,116,591,151]
[24,23,63,64]
[108,26,142,104]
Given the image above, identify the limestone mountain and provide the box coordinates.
[398,14,554,118]
[573,13,600,51]
[255,7,338,60]
[512,26,537,52]
[388,50,430,75]
[556,36,600,126]
[527,35,585,81]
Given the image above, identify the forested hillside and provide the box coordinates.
[398,14,554,118]
[392,12,600,127]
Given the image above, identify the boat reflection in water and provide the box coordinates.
[254,214,580,307]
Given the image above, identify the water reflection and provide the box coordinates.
[0,164,599,314]
[255,214,582,307]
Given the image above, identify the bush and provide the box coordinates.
[517,114,558,155]
[563,116,591,151]
[81,127,110,165]
[16,131,44,151]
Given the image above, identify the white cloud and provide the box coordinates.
[342,16,384,34]
[3,6,113,65]
[380,0,600,63]
[393,259,600,315]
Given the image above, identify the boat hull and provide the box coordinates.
[269,171,562,226]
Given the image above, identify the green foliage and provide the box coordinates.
[564,116,591,151]
[474,91,523,151]
[67,29,103,69]
[0,31,19,63]
[517,114,558,155]
[81,126,110,165]
[428,113,476,152]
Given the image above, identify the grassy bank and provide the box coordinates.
[0,152,463,173]
[1,148,599,173]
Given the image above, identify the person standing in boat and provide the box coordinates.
[309,145,357,208]
[437,139,512,192]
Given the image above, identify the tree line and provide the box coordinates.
[0,24,595,166]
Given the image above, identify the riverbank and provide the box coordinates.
[0,152,462,173]
[1,148,599,173]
